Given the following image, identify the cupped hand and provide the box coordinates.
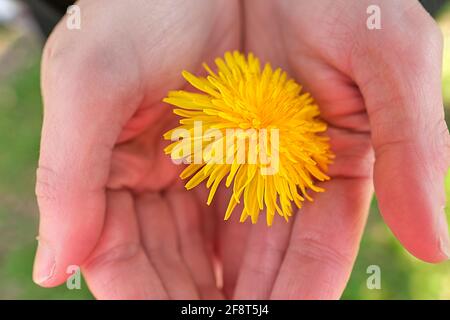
[34,0,239,299]
[233,0,450,299]
[33,0,450,300]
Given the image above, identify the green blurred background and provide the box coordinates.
[0,0,449,299]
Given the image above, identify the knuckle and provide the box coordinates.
[423,18,443,47]
[43,36,114,88]
[431,117,450,172]
[35,165,66,204]
[394,6,442,56]
[361,2,442,61]
[42,26,141,106]
[35,164,95,210]
[411,22,443,62]
[353,3,443,85]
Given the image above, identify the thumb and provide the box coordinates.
[352,5,450,262]
[34,24,142,286]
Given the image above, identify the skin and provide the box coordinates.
[34,0,449,299]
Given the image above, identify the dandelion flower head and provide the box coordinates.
[163,51,333,226]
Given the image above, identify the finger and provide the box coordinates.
[271,177,373,299]
[34,4,142,286]
[193,183,223,292]
[352,3,450,262]
[233,217,293,299]
[290,57,370,134]
[166,189,224,299]
[136,192,200,299]
[82,190,167,299]
[193,183,217,261]
[215,187,251,298]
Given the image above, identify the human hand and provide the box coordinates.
[34,0,240,299]
[233,0,450,299]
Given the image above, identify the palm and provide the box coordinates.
[86,0,373,299]
[212,0,375,299]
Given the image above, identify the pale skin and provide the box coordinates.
[34,0,450,299]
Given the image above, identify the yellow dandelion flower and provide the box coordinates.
[163,51,333,225]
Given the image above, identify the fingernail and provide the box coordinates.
[437,210,450,259]
[33,237,56,285]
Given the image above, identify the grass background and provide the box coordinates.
[0,2,449,299]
